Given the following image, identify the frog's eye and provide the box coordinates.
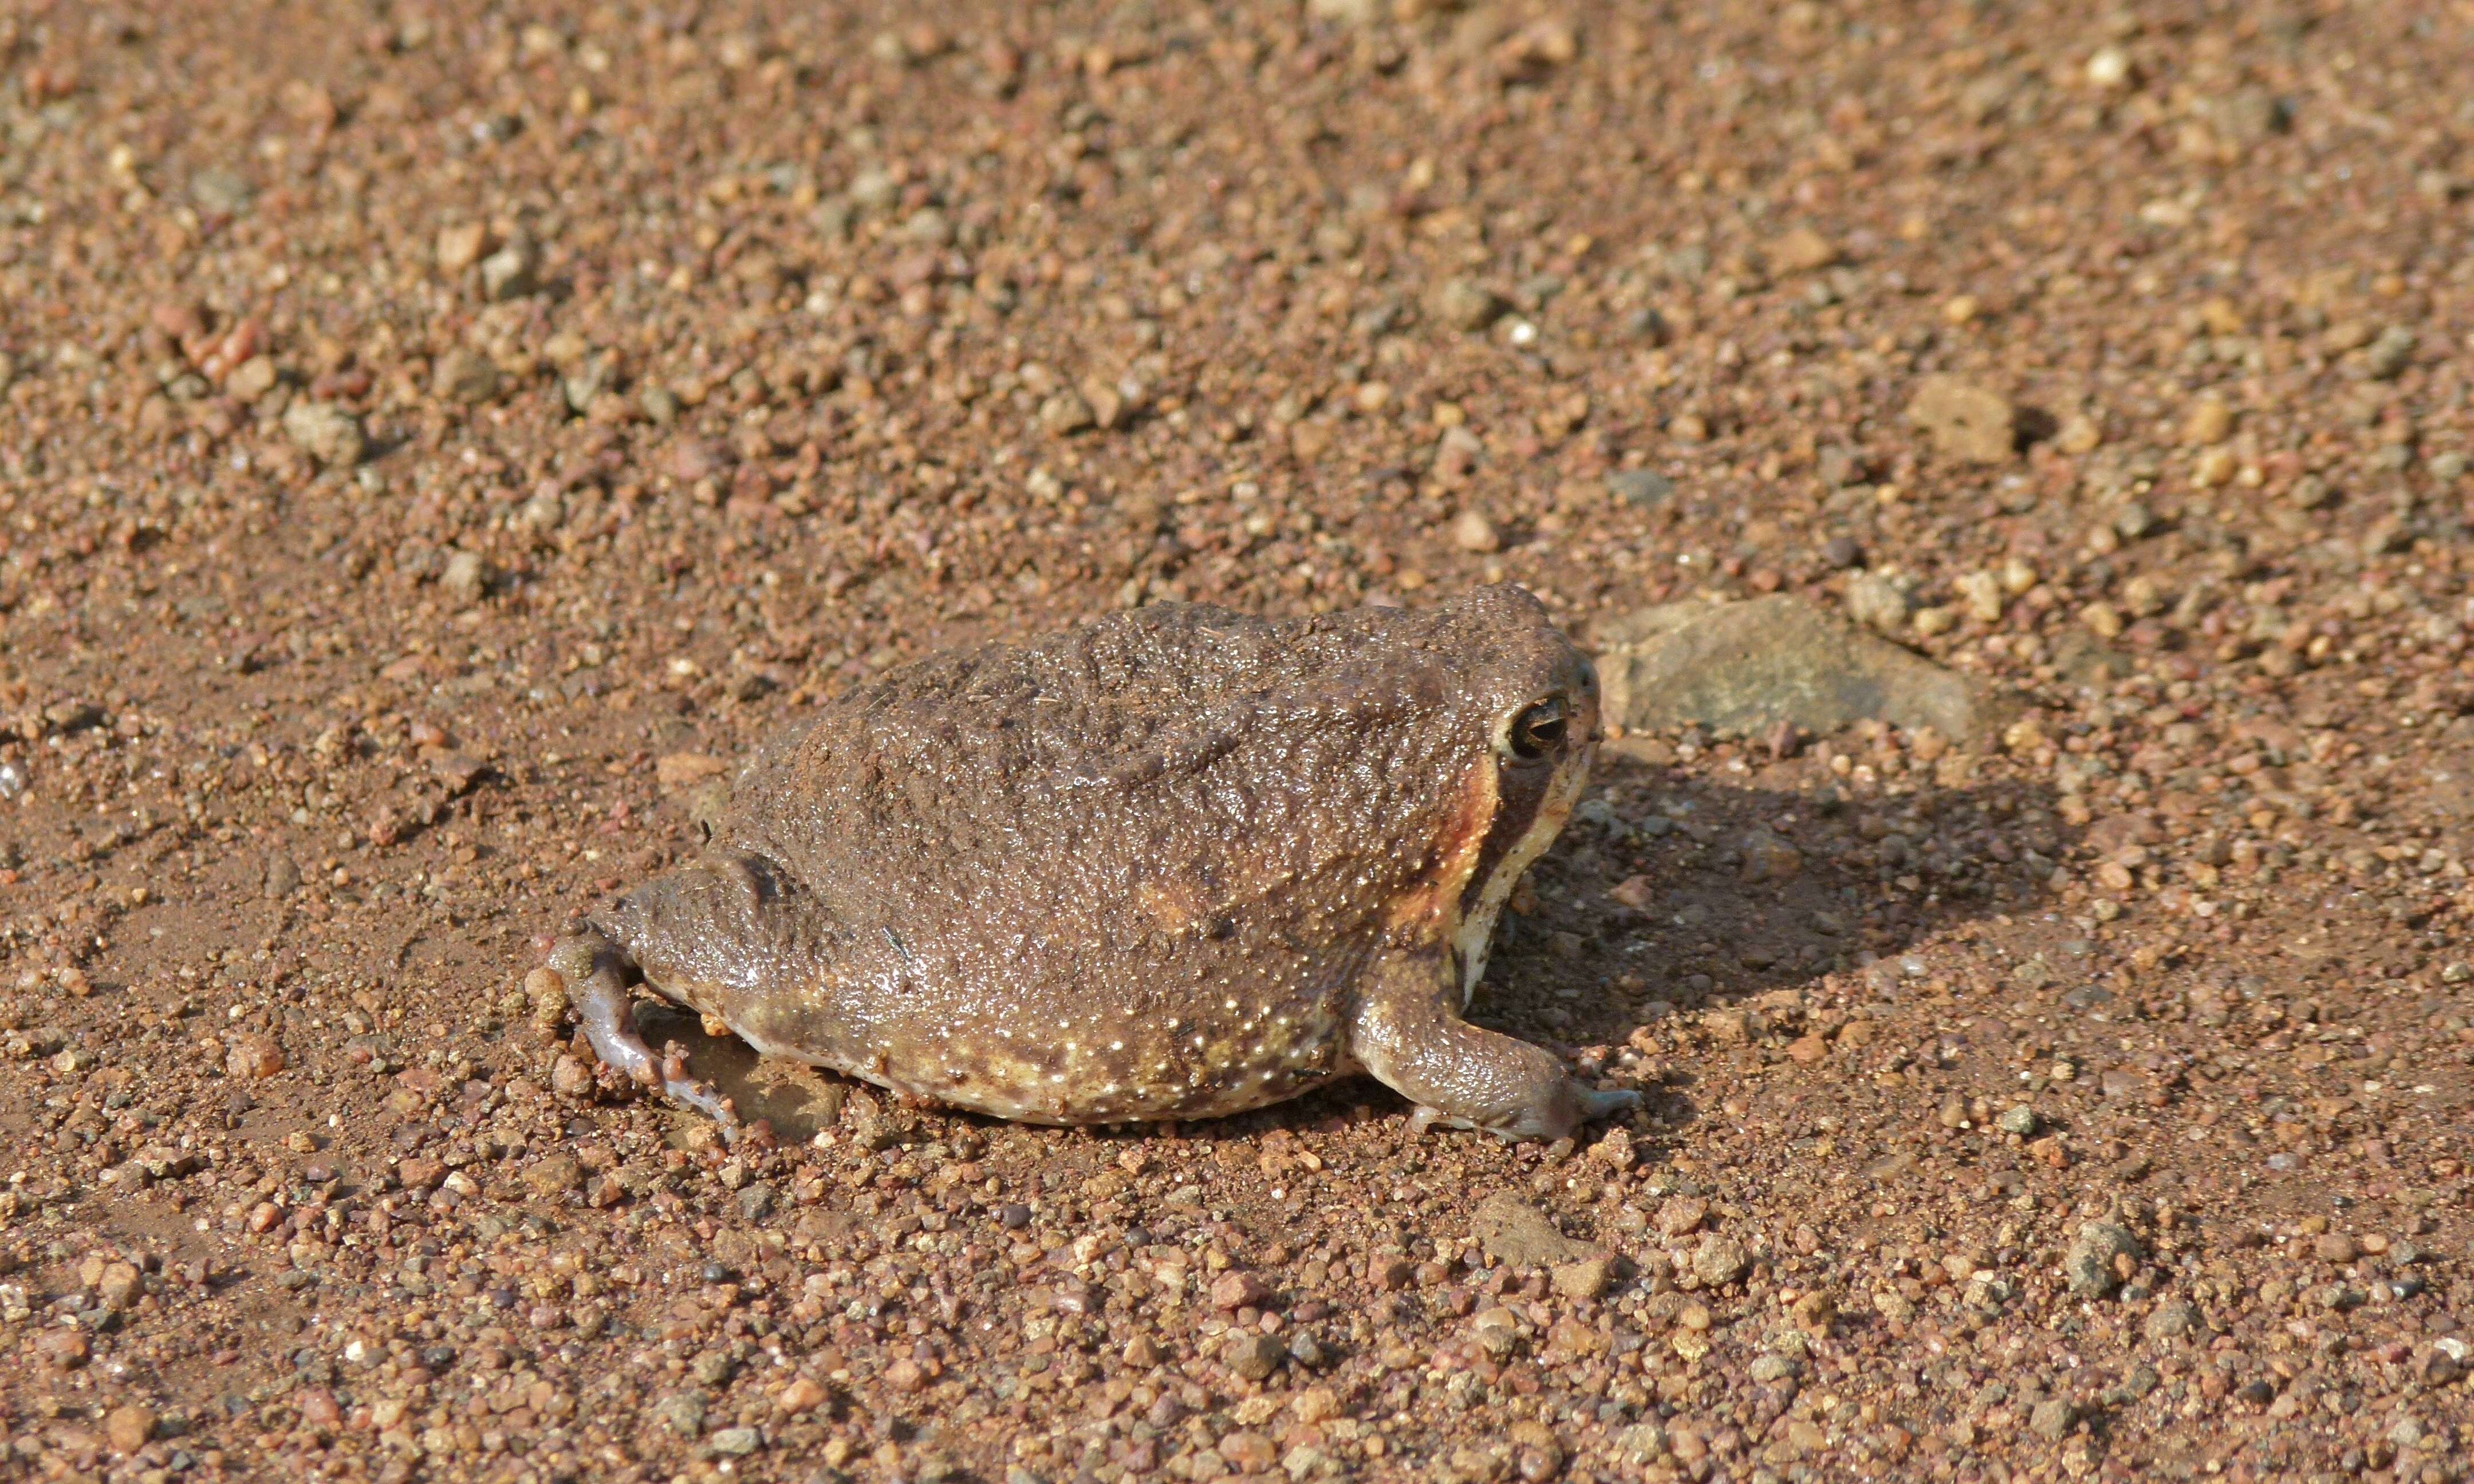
[1507,699,1567,761]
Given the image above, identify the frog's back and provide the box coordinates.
[706,602,1478,1122]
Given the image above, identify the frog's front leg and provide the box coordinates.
[1346,942,1638,1141]
[545,877,748,1140]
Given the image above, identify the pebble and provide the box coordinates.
[1450,509,1502,553]
[1608,469,1673,508]
[1038,390,1095,436]
[1843,573,1913,633]
[2181,396,2235,446]
[1747,1353,1800,1383]
[1996,1106,2037,1136]
[1767,228,1838,274]
[2063,1221,2141,1298]
[1429,278,1507,332]
[2363,326,2416,380]
[224,1032,285,1080]
[709,1426,763,1456]
[1210,1271,1272,1310]
[2027,1397,2078,1441]
[1551,1255,1614,1300]
[107,1403,156,1454]
[432,348,502,404]
[1471,1193,1600,1268]
[227,354,278,401]
[1691,1233,1750,1287]
[281,401,368,468]
[436,223,490,273]
[479,236,541,301]
[1222,1331,1286,1382]
[1596,594,2001,743]
[262,852,303,899]
[94,1262,144,1311]
[190,167,253,215]
[2144,1302,2201,1344]
[2313,1233,2358,1264]
[439,550,493,606]
[1908,376,2017,463]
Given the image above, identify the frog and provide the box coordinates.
[542,583,1638,1143]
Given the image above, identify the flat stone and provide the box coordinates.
[1594,595,2008,744]
[1472,1192,1602,1269]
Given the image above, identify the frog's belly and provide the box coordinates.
[727,997,1357,1126]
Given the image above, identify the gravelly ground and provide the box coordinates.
[2,3,2473,1483]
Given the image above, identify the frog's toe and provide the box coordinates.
[1576,1085,1643,1122]
[655,1042,743,1143]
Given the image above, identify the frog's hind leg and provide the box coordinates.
[546,920,742,1140]
[1348,943,1640,1142]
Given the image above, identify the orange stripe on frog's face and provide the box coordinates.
[1385,761,1497,936]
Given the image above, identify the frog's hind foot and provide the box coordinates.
[1407,1084,1638,1142]
[547,926,743,1145]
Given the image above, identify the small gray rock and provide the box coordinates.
[1428,278,1507,333]
[736,1181,778,1221]
[1593,595,2008,745]
[2027,1398,2077,1441]
[2064,1221,2142,1299]
[2364,326,2417,381]
[1996,1106,2037,1137]
[263,854,304,899]
[190,168,254,215]
[708,1425,762,1456]
[2144,1301,2200,1343]
[1612,1423,1667,1462]
[1607,469,1673,508]
[654,1390,707,1438]
[1747,1353,1799,1383]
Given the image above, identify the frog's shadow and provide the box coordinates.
[640,756,2077,1153]
[1495,755,2081,1043]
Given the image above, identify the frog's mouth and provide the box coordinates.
[1451,741,1592,1006]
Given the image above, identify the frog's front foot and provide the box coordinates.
[548,926,743,1145]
